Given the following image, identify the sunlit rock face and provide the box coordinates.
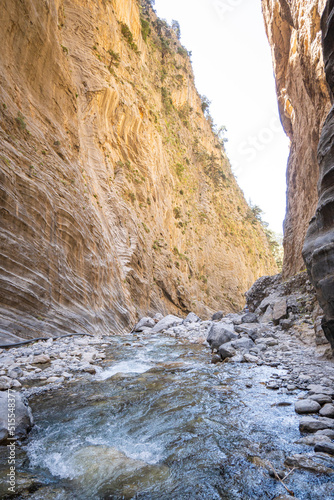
[0,0,276,338]
[262,0,331,278]
[303,0,334,352]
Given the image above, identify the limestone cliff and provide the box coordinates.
[303,0,334,352]
[262,0,331,278]
[0,0,276,338]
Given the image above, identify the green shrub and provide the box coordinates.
[15,112,26,130]
[177,46,188,57]
[108,49,121,67]
[140,17,151,42]
[120,23,138,52]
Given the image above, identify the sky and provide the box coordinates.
[154,0,290,234]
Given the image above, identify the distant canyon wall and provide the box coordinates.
[262,0,331,278]
[0,0,276,338]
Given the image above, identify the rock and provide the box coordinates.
[316,429,334,439]
[211,311,224,321]
[46,376,64,383]
[0,392,33,444]
[32,354,50,364]
[272,298,288,324]
[245,274,282,312]
[299,416,334,433]
[211,355,222,364]
[151,315,183,334]
[219,342,236,360]
[308,385,334,397]
[243,353,259,363]
[315,442,334,455]
[81,353,96,364]
[153,313,164,322]
[309,394,333,405]
[0,376,13,390]
[7,366,24,379]
[285,453,334,474]
[280,318,294,330]
[241,312,258,324]
[83,365,96,374]
[273,496,300,500]
[266,381,280,390]
[262,306,274,323]
[133,317,155,332]
[296,434,331,445]
[207,322,237,350]
[320,403,334,418]
[231,338,254,350]
[184,312,200,323]
[295,399,321,414]
[225,313,242,325]
[229,354,244,363]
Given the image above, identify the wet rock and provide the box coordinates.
[296,434,331,445]
[151,315,183,334]
[211,311,224,321]
[320,403,334,418]
[184,312,200,323]
[0,391,33,444]
[219,342,236,360]
[295,399,321,414]
[133,317,155,332]
[241,312,258,324]
[285,453,334,474]
[314,442,334,455]
[308,385,334,397]
[243,353,259,363]
[316,429,334,439]
[309,394,333,405]
[299,416,334,433]
[207,322,237,351]
[266,381,280,390]
[211,355,222,364]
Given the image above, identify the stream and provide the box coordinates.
[3,333,334,499]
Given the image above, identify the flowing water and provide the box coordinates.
[3,334,334,499]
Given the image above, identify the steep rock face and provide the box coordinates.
[262,0,331,278]
[303,0,334,352]
[0,0,276,338]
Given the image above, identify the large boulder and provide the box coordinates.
[183,312,201,324]
[207,322,237,351]
[0,392,33,444]
[133,317,155,332]
[150,315,183,333]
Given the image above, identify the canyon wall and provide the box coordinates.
[262,0,331,278]
[303,0,334,351]
[0,0,276,338]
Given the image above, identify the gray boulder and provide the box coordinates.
[295,399,321,414]
[207,322,237,351]
[0,392,33,444]
[151,315,183,333]
[314,442,334,456]
[133,317,155,332]
[241,312,258,324]
[184,312,201,324]
[320,403,334,418]
[211,311,224,321]
[230,338,254,351]
[219,342,236,360]
[272,298,288,324]
[299,416,334,433]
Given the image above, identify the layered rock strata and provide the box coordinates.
[0,0,276,338]
[262,0,331,278]
[303,0,334,352]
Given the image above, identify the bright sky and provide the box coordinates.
[154,0,290,234]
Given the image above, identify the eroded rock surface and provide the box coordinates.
[0,0,277,339]
[262,0,331,278]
